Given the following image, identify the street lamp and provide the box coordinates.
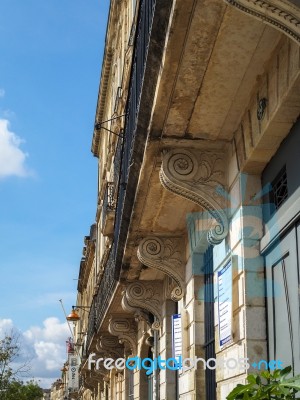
[66,306,90,322]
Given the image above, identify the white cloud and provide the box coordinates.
[0,119,31,178]
[0,317,70,388]
[24,317,69,344]
[0,88,5,97]
[0,318,14,335]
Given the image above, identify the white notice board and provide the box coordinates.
[172,314,182,360]
[68,354,79,390]
[218,261,232,348]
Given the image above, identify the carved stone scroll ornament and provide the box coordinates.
[122,281,163,330]
[121,294,151,326]
[83,370,102,392]
[160,149,228,245]
[224,0,300,44]
[108,317,137,356]
[95,334,124,359]
[137,237,185,301]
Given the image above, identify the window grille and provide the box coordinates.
[271,166,288,210]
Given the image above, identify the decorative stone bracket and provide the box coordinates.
[121,294,152,327]
[160,149,228,245]
[108,317,137,356]
[84,370,105,391]
[137,237,185,301]
[224,0,300,44]
[122,281,163,330]
[95,334,124,359]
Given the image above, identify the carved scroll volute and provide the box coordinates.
[137,237,185,301]
[121,294,151,326]
[96,334,124,359]
[122,281,163,331]
[108,317,137,356]
[160,149,228,245]
[84,371,100,391]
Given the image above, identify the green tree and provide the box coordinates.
[4,380,43,400]
[0,331,31,399]
[227,367,300,400]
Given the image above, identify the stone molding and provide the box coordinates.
[122,281,163,330]
[224,0,300,44]
[137,237,185,301]
[233,37,300,173]
[108,317,137,355]
[160,149,228,245]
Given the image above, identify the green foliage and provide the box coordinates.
[227,367,300,400]
[1,380,43,400]
[0,334,20,393]
[0,331,31,397]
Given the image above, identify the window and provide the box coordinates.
[270,166,288,211]
[128,370,134,399]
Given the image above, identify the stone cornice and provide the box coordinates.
[224,0,300,44]
[160,149,228,245]
[137,237,185,301]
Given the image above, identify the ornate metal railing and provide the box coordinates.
[113,136,122,189]
[86,245,116,348]
[102,182,115,228]
[94,247,116,328]
[86,300,96,352]
[114,0,156,253]
[86,0,156,350]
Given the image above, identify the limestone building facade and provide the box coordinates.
[69,0,300,399]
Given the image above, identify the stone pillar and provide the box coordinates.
[214,173,267,399]
[158,299,177,400]
[178,251,206,400]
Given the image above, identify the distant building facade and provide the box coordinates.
[68,0,300,399]
[43,389,51,400]
[50,380,64,400]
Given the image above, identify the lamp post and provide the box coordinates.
[66,306,90,322]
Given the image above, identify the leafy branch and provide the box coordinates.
[227,367,300,400]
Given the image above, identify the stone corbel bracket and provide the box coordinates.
[137,237,185,301]
[108,317,137,356]
[121,294,152,327]
[96,334,124,359]
[160,149,228,245]
[224,0,300,44]
[84,371,101,392]
[122,281,163,331]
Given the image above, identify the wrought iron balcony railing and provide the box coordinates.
[86,0,156,350]
[101,182,115,236]
[86,245,116,348]
[113,136,122,189]
[114,0,156,257]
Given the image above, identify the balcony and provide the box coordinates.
[86,0,157,350]
[86,246,116,349]
[113,0,156,266]
[101,182,115,237]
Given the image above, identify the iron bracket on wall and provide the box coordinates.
[94,114,127,138]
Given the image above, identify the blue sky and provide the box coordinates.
[0,0,110,386]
